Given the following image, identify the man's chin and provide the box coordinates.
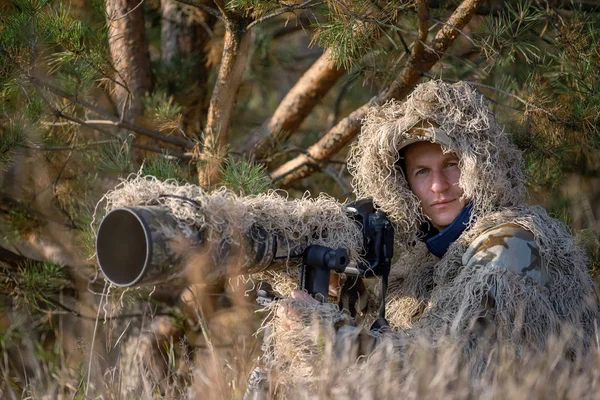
[431,210,462,230]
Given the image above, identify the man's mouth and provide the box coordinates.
[431,199,456,208]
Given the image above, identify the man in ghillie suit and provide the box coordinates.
[98,80,598,396]
[266,80,598,392]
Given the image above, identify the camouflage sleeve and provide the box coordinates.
[461,223,547,331]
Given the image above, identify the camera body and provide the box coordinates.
[300,198,394,301]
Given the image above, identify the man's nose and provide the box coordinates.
[431,170,449,193]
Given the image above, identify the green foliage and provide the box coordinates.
[5,260,69,312]
[75,208,96,258]
[544,192,573,226]
[1,207,38,242]
[44,2,109,80]
[97,139,132,175]
[477,0,547,69]
[143,91,183,133]
[1,0,109,111]
[314,17,380,69]
[25,94,45,120]
[20,261,67,296]
[141,156,188,183]
[0,119,27,170]
[220,156,271,195]
[152,54,199,95]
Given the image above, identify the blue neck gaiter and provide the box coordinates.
[418,201,473,258]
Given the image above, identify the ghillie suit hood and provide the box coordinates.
[348,80,527,243]
[346,80,596,346]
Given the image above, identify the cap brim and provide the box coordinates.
[397,128,453,151]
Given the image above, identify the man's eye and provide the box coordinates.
[415,169,427,176]
[446,162,458,168]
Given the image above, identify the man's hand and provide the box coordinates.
[275,289,318,331]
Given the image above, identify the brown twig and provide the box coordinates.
[272,15,314,39]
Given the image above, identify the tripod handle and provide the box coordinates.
[301,246,349,301]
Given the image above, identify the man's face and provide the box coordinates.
[403,141,468,231]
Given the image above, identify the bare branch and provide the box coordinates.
[244,49,346,159]
[323,165,352,199]
[428,16,477,47]
[270,0,485,186]
[131,143,190,159]
[212,0,228,18]
[272,15,314,39]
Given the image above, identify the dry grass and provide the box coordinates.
[1,283,599,400]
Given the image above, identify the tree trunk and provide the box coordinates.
[197,21,254,187]
[160,0,217,134]
[105,0,153,120]
[270,0,485,187]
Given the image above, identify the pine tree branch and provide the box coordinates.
[245,0,322,31]
[131,143,190,159]
[428,17,477,47]
[212,0,229,19]
[245,1,403,162]
[0,246,179,320]
[270,0,485,186]
[243,49,346,160]
[28,77,195,148]
[462,81,557,118]
[161,0,218,134]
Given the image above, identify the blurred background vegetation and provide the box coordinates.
[0,0,599,397]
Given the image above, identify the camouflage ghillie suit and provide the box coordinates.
[99,81,598,396]
[349,81,597,350]
[266,80,598,391]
